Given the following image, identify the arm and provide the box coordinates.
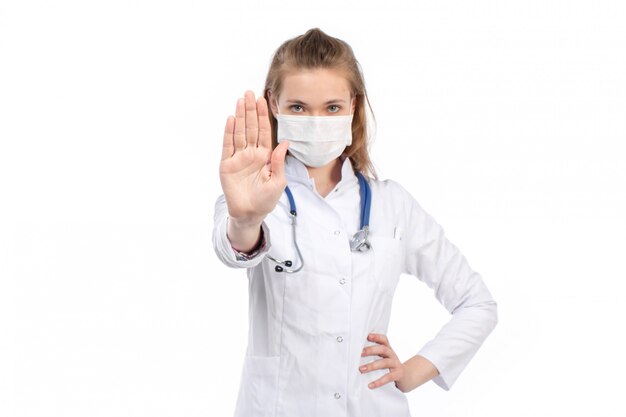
[212,90,289,269]
[401,184,498,391]
[212,194,272,268]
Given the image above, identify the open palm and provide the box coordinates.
[219,90,289,222]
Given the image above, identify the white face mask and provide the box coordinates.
[275,100,353,168]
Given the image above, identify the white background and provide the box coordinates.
[1,0,625,416]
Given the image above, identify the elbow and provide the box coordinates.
[485,299,498,331]
[458,298,498,332]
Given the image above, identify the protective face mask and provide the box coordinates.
[275,101,353,168]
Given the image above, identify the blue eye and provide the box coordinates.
[328,105,340,113]
[290,105,304,113]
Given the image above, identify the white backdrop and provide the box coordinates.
[1,0,625,416]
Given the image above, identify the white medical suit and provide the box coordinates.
[212,154,498,417]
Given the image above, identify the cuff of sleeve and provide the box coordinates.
[228,219,271,266]
[232,223,267,261]
[416,348,454,391]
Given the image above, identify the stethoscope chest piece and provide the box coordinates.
[270,171,373,273]
[350,226,371,252]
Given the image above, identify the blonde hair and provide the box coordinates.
[263,28,378,179]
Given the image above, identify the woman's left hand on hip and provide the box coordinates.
[360,333,406,391]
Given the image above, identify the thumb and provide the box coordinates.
[270,141,289,183]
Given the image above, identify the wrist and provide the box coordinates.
[232,226,266,260]
[397,354,440,393]
[229,215,265,229]
[227,216,265,254]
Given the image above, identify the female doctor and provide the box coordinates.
[212,28,498,417]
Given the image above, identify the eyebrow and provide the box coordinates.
[285,99,347,105]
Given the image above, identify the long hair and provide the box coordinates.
[263,28,378,179]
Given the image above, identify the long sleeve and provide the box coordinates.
[400,185,498,391]
[212,194,272,269]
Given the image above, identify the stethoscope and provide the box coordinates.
[267,171,372,273]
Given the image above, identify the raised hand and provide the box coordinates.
[220,90,290,225]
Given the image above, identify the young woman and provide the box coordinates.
[213,28,498,417]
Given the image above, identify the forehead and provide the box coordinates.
[280,67,352,101]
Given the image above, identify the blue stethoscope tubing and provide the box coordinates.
[357,170,371,230]
[268,171,372,273]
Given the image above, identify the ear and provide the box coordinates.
[351,96,357,113]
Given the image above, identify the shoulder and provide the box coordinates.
[366,175,433,221]
[367,176,415,204]
[365,176,412,217]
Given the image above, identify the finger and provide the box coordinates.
[367,370,400,390]
[359,357,396,374]
[244,90,259,147]
[257,96,272,149]
[362,344,393,358]
[221,116,235,160]
[270,140,289,184]
[367,333,390,347]
[233,98,246,152]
